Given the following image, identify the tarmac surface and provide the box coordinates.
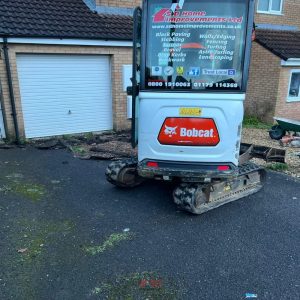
[0,147,299,300]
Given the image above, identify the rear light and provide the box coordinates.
[217,165,230,171]
[147,161,159,168]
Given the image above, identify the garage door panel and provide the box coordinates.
[20,90,110,99]
[22,104,111,117]
[20,93,110,100]
[23,108,107,116]
[17,54,113,138]
[20,92,110,99]
[24,110,113,121]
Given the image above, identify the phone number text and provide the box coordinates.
[147,82,238,88]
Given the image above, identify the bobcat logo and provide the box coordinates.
[164,125,178,137]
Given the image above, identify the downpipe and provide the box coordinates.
[2,37,20,144]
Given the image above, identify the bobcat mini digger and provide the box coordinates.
[106,0,285,214]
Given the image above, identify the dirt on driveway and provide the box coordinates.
[56,128,300,179]
[1,128,299,178]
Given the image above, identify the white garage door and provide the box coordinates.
[17,54,112,138]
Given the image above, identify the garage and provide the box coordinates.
[16,54,113,138]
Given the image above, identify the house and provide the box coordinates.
[0,0,299,142]
[245,0,300,122]
[0,0,135,141]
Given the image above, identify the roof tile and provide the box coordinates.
[0,0,133,40]
[256,29,300,60]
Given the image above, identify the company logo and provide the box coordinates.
[151,66,162,76]
[152,4,243,24]
[158,118,220,146]
[176,66,184,76]
[187,67,200,77]
[202,69,236,76]
[164,125,178,137]
[227,69,236,76]
[180,127,214,137]
[164,66,174,76]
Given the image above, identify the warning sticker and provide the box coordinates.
[179,107,202,116]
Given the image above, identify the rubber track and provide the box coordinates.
[173,162,266,214]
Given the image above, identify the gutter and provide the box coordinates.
[0,37,132,47]
[281,58,300,66]
[2,37,20,143]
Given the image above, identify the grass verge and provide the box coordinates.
[266,162,289,172]
[243,116,272,130]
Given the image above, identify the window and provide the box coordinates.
[257,0,283,14]
[145,0,249,92]
[287,70,300,102]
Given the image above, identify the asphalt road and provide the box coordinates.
[0,147,299,300]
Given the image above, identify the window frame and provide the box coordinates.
[141,0,255,94]
[257,0,283,15]
[287,69,300,102]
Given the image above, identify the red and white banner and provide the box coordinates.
[158,118,220,146]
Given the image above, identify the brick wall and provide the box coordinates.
[246,42,300,123]
[274,67,300,120]
[245,42,281,123]
[96,0,142,8]
[0,44,133,139]
[255,0,300,28]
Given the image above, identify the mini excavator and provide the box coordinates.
[106,0,285,214]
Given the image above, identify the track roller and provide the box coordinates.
[173,163,266,215]
[105,158,144,188]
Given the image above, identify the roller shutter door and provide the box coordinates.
[17,54,112,138]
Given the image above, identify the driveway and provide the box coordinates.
[0,147,299,300]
